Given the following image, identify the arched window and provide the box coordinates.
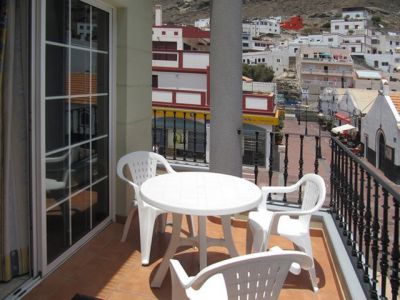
[377,130,386,170]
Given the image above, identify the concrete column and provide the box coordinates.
[209,0,243,177]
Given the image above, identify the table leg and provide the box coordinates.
[221,215,239,257]
[151,213,183,288]
[198,216,207,270]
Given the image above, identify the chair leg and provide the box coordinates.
[158,213,167,233]
[249,224,267,253]
[246,224,253,254]
[121,207,136,242]
[294,236,318,292]
[139,208,158,265]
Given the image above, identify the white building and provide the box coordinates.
[194,18,210,30]
[288,33,341,56]
[363,52,399,73]
[242,49,290,76]
[331,19,366,35]
[386,32,400,54]
[297,46,354,103]
[341,7,369,20]
[354,70,383,90]
[319,87,346,117]
[242,18,281,37]
[336,88,378,128]
[361,83,400,184]
[242,32,271,51]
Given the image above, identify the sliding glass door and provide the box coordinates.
[43,0,111,266]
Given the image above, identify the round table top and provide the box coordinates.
[140,172,262,216]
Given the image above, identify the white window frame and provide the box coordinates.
[35,0,116,276]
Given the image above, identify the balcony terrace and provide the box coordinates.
[25,215,343,300]
[21,115,399,300]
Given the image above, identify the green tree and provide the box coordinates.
[372,15,382,25]
[242,64,274,82]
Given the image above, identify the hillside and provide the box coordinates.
[153,0,400,32]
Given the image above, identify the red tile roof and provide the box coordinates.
[390,92,400,113]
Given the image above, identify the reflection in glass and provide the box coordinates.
[46,0,69,44]
[91,53,109,94]
[71,189,91,243]
[71,49,90,95]
[71,143,91,193]
[46,45,68,97]
[92,138,108,182]
[71,0,90,48]
[46,98,69,152]
[71,97,91,144]
[92,6,109,51]
[46,150,69,207]
[47,200,70,263]
[91,96,108,137]
[92,179,109,227]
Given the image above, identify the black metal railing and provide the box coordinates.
[152,109,326,198]
[152,109,266,167]
[331,137,400,300]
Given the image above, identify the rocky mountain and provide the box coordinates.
[153,0,400,32]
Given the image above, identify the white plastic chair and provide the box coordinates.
[169,250,313,300]
[117,151,194,265]
[247,173,326,292]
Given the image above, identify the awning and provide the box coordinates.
[335,112,351,124]
[331,124,356,134]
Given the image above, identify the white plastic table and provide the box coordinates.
[140,172,262,288]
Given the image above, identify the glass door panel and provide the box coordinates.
[44,0,110,265]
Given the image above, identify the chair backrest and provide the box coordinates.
[117,151,174,188]
[299,173,326,225]
[190,251,312,300]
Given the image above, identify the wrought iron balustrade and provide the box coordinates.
[331,137,399,300]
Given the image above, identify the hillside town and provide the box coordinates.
[152,4,400,185]
[3,1,400,300]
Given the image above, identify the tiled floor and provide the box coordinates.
[25,216,344,300]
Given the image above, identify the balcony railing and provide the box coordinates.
[330,137,399,300]
[151,109,399,299]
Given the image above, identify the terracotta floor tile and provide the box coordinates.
[24,218,344,300]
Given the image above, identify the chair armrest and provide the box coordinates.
[261,185,299,195]
[273,210,317,217]
[257,184,302,210]
[170,260,191,300]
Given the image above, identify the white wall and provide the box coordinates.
[361,95,400,165]
[331,19,366,35]
[354,79,383,90]
[112,0,153,216]
[154,71,207,91]
[242,50,289,76]
[341,10,368,20]
[242,19,281,37]
[152,27,183,50]
[183,52,209,69]
[364,53,396,72]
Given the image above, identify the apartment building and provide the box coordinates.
[242,32,272,51]
[242,49,290,76]
[341,7,369,20]
[297,46,354,103]
[242,17,281,37]
[331,19,366,36]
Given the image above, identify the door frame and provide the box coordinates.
[34,0,116,276]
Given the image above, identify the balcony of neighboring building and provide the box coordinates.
[300,67,354,77]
